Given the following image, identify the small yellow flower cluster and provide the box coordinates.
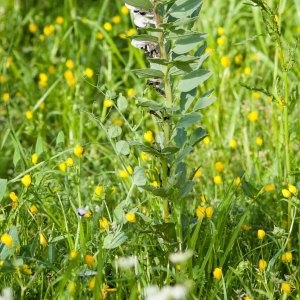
[256,137,263,146]
[73,144,84,158]
[38,73,48,88]
[193,168,202,179]
[84,68,94,78]
[58,157,74,172]
[196,205,213,220]
[99,217,110,229]
[64,70,75,87]
[55,16,64,25]
[85,254,95,267]
[281,251,292,263]
[118,166,133,179]
[264,184,275,192]
[2,92,10,102]
[94,185,103,196]
[28,23,38,33]
[43,24,55,36]
[9,192,18,209]
[281,282,291,294]
[282,184,298,198]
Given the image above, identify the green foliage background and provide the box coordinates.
[0,0,299,299]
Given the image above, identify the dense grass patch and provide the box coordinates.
[0,0,299,299]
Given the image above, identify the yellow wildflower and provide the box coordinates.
[56,16,64,24]
[234,54,243,64]
[281,282,291,294]
[256,137,263,146]
[281,189,291,199]
[99,217,110,230]
[73,144,84,158]
[264,184,275,192]
[31,153,38,165]
[121,5,129,14]
[69,250,78,260]
[58,162,67,172]
[22,264,32,275]
[229,139,237,149]
[67,282,76,295]
[112,16,121,24]
[9,192,18,202]
[94,185,104,196]
[258,259,267,271]
[288,184,298,196]
[217,36,226,46]
[2,92,10,102]
[144,131,154,143]
[217,27,225,36]
[127,28,137,36]
[103,99,114,108]
[85,254,95,267]
[203,136,210,145]
[25,110,33,120]
[257,229,266,240]
[127,88,136,98]
[65,59,74,69]
[213,267,222,280]
[103,22,112,31]
[281,251,292,263]
[235,177,241,186]
[21,174,31,187]
[252,91,260,100]
[213,175,222,185]
[194,169,202,179]
[43,24,55,36]
[196,206,206,220]
[64,70,76,87]
[29,205,38,214]
[84,68,94,78]
[97,32,104,40]
[126,212,136,223]
[205,207,214,218]
[214,161,224,173]
[220,56,230,67]
[244,67,252,75]
[39,232,47,247]
[28,23,38,33]
[140,151,149,162]
[247,111,258,122]
[88,277,96,290]
[65,157,74,167]
[1,233,13,247]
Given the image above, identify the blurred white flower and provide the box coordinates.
[131,40,159,58]
[0,288,13,300]
[144,284,187,300]
[169,249,193,264]
[115,255,138,270]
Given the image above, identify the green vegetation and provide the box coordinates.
[0,0,299,299]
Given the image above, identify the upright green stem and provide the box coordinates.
[154,6,173,222]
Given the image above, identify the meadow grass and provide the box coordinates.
[0,0,299,299]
